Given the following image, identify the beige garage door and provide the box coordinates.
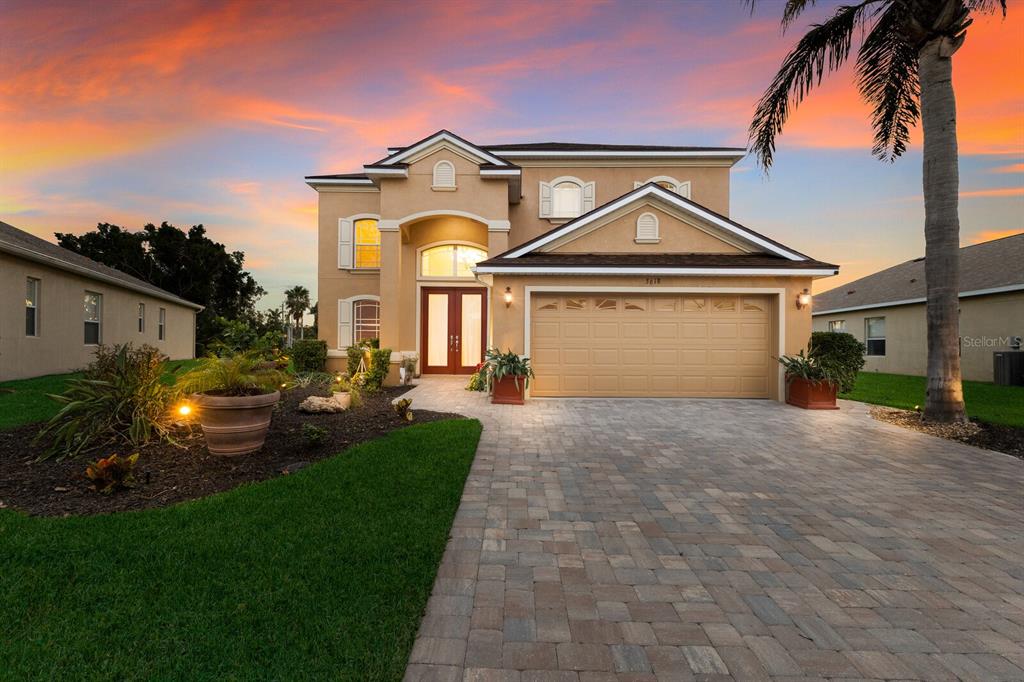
[530,293,773,398]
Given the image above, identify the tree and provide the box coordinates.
[56,222,266,352]
[746,0,1006,423]
[283,285,310,341]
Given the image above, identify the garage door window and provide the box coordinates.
[625,298,647,311]
[565,298,586,310]
[596,298,617,311]
[712,297,735,312]
[865,317,886,356]
[683,298,704,312]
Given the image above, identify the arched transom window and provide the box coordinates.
[634,176,691,198]
[420,243,488,278]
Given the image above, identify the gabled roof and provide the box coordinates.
[481,142,747,159]
[500,183,812,261]
[370,129,512,167]
[813,233,1024,315]
[0,221,203,310]
[304,173,374,187]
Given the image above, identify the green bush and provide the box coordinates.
[85,453,140,494]
[808,331,866,393]
[301,423,329,447]
[346,346,365,377]
[35,344,173,460]
[177,353,285,397]
[364,348,392,392]
[291,339,328,373]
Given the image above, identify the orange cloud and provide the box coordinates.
[960,187,1024,198]
[991,162,1024,174]
[969,229,1024,244]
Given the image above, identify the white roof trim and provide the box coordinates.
[503,184,806,261]
[489,149,746,159]
[812,283,1024,315]
[480,168,521,177]
[363,166,409,177]
[380,131,510,167]
[0,240,204,310]
[473,265,837,277]
[305,177,374,187]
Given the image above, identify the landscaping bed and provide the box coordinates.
[0,384,459,516]
[870,405,1024,460]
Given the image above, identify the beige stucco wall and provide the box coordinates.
[549,204,746,254]
[508,163,731,249]
[0,252,196,381]
[812,291,1024,382]
[489,274,814,401]
[378,149,509,222]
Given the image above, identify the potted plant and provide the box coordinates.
[778,351,841,409]
[177,353,285,456]
[481,348,534,405]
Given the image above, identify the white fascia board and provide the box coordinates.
[489,150,746,159]
[363,166,408,177]
[305,177,374,187]
[473,265,838,277]
[812,283,1024,316]
[479,168,521,177]
[383,132,509,166]
[504,184,805,261]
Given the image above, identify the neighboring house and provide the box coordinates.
[307,130,837,400]
[0,221,200,381]
[812,233,1024,382]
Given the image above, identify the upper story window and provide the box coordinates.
[420,243,488,278]
[828,320,846,332]
[635,212,660,243]
[865,317,886,356]
[539,177,595,219]
[84,292,102,345]
[432,160,456,189]
[339,216,382,269]
[26,277,39,337]
[138,302,145,333]
[635,176,691,199]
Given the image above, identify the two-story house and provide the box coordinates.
[306,130,837,400]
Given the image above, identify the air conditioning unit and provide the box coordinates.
[993,351,1024,386]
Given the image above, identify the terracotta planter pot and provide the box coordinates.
[195,390,281,456]
[332,391,352,410]
[786,377,838,410]
[491,375,527,405]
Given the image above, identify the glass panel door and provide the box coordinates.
[424,292,451,371]
[459,291,484,370]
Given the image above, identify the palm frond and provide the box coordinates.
[748,1,881,171]
[743,0,821,31]
[965,0,1007,15]
[857,3,920,160]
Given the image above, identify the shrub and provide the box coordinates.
[346,346,365,378]
[778,351,842,386]
[808,331,866,393]
[392,398,414,422]
[364,348,392,393]
[466,367,487,392]
[301,423,329,447]
[291,372,335,389]
[291,339,328,373]
[85,453,139,494]
[177,353,286,397]
[35,344,173,460]
[479,348,534,392]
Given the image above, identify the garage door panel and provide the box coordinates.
[530,293,771,398]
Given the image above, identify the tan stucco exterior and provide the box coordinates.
[812,290,1024,382]
[313,135,826,398]
[1,252,196,381]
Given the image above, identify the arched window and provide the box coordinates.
[539,177,595,219]
[338,215,381,269]
[635,176,691,198]
[420,243,488,278]
[432,160,456,188]
[635,212,660,243]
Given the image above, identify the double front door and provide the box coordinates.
[421,287,487,374]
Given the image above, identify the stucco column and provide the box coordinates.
[487,222,510,256]
[378,229,402,349]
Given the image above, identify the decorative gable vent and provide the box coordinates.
[432,160,456,188]
[635,212,660,243]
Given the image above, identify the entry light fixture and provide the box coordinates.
[504,287,513,308]
[796,288,812,310]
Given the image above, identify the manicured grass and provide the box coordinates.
[841,371,1024,427]
[0,359,199,431]
[1,418,482,680]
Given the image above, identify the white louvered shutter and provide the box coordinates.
[677,181,691,199]
[636,213,659,241]
[338,219,353,269]
[337,299,352,349]
[539,182,552,218]
[581,182,596,213]
[633,181,643,189]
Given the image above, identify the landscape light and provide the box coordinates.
[176,404,192,417]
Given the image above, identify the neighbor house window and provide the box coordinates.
[138,303,145,333]
[432,160,456,188]
[158,307,166,341]
[84,292,102,345]
[865,317,886,356]
[353,299,380,342]
[354,218,381,268]
[828,320,846,332]
[420,244,488,278]
[539,177,595,219]
[26,277,39,337]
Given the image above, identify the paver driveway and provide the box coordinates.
[402,378,1024,681]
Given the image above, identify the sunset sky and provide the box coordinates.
[2,0,1021,311]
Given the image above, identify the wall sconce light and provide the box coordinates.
[796,288,812,310]
[504,287,513,308]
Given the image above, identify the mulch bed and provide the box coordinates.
[870,406,1024,460]
[0,386,461,517]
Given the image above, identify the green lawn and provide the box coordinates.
[0,359,198,431]
[1,419,481,680]
[841,371,1024,427]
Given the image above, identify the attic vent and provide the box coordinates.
[432,160,456,188]
[635,212,660,243]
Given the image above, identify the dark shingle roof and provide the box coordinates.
[0,221,202,310]
[813,233,1024,314]
[476,253,837,270]
[481,142,746,153]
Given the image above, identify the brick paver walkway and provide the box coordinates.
[402,377,1024,681]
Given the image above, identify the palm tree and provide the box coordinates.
[283,285,310,341]
[747,0,1006,423]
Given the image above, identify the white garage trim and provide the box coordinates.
[476,266,837,277]
[524,285,787,400]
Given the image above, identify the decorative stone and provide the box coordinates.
[299,395,346,413]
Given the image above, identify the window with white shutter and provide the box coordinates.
[432,160,456,188]
[338,218,353,269]
[539,177,592,219]
[635,212,660,243]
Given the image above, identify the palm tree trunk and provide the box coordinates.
[919,37,966,423]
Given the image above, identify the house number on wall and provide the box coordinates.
[645,277,661,285]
